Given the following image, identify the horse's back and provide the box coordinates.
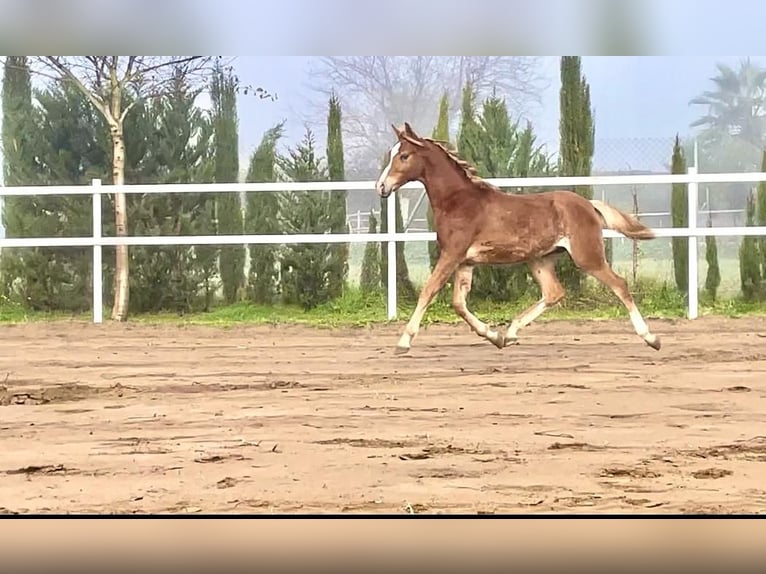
[488,188,591,219]
[515,189,602,225]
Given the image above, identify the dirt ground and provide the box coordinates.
[2,315,766,514]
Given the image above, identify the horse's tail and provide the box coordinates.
[589,199,655,240]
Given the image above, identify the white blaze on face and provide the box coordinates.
[376,142,401,193]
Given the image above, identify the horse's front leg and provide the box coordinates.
[395,253,462,354]
[451,263,504,348]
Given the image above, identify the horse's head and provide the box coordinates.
[375,122,428,198]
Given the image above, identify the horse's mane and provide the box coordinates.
[421,137,495,192]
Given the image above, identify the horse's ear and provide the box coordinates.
[400,122,425,147]
[391,124,403,138]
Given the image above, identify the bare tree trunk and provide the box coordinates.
[110,122,130,321]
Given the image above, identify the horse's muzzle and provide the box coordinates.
[377,181,391,198]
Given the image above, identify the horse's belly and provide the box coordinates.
[465,243,530,264]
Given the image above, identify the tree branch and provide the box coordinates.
[138,56,206,78]
[119,100,139,124]
[37,57,112,122]
[123,56,137,85]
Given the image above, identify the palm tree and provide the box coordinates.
[689,58,766,147]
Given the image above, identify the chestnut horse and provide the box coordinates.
[375,122,661,355]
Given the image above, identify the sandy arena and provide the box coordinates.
[2,316,766,514]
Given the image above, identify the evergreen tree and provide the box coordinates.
[758,149,766,281]
[359,210,382,291]
[457,83,481,165]
[704,217,721,301]
[245,121,285,304]
[211,61,244,304]
[740,191,761,301]
[127,73,215,313]
[30,57,225,322]
[1,64,215,315]
[1,56,41,303]
[190,117,219,312]
[2,68,110,311]
[326,93,348,299]
[427,92,450,270]
[277,128,336,310]
[474,91,515,176]
[558,56,595,296]
[2,57,37,185]
[670,134,689,294]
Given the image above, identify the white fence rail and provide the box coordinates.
[2,169,766,324]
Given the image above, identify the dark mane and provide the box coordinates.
[422,137,495,192]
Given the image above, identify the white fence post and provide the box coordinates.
[386,194,397,320]
[687,166,699,319]
[92,179,103,324]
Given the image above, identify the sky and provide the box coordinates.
[1,55,765,176]
[232,56,766,172]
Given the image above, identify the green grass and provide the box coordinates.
[3,280,765,329]
[3,236,765,327]
[0,297,85,323]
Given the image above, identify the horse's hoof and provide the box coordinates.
[486,331,505,349]
[395,345,411,355]
[503,335,519,348]
[645,334,661,351]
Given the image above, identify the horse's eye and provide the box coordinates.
[400,153,410,161]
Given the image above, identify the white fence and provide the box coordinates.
[2,169,766,324]
[347,201,749,234]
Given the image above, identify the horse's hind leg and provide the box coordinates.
[583,263,661,350]
[565,232,661,351]
[502,254,566,346]
[452,264,504,349]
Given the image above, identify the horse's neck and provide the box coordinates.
[422,160,474,214]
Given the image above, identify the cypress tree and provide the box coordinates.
[359,211,382,291]
[704,216,721,301]
[211,61,244,304]
[245,121,285,304]
[670,134,688,294]
[326,93,348,299]
[427,92,450,270]
[740,191,761,301]
[558,56,595,296]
